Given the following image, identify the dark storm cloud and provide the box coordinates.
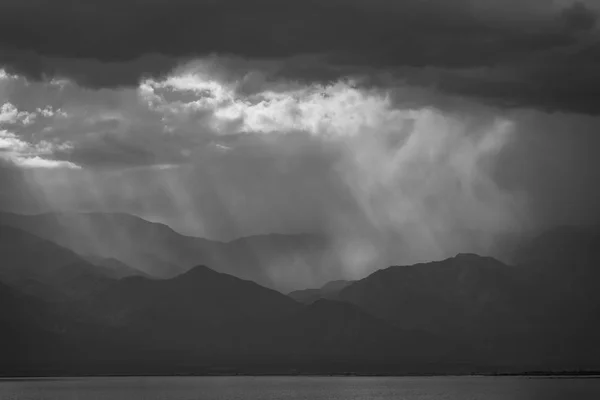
[384,42,600,115]
[561,1,598,32]
[0,50,179,88]
[1,0,599,113]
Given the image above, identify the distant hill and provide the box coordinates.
[0,224,115,300]
[289,280,353,304]
[77,265,303,364]
[1,223,600,375]
[1,263,440,375]
[0,212,333,290]
[340,254,522,333]
[89,265,301,331]
[339,249,600,370]
[82,256,147,279]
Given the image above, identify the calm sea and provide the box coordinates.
[1,376,600,400]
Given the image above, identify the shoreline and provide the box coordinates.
[2,372,600,379]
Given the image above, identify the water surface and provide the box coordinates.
[2,376,600,399]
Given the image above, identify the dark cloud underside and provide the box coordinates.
[1,0,599,113]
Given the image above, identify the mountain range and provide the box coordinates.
[0,212,335,291]
[1,213,599,376]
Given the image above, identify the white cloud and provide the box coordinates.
[0,101,78,169]
[14,156,81,169]
[0,102,37,126]
[0,129,79,169]
[0,69,17,81]
[1,103,21,124]
[0,129,30,152]
[216,80,405,138]
[139,69,407,142]
[36,106,68,118]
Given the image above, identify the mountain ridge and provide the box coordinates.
[0,211,333,291]
[1,221,600,375]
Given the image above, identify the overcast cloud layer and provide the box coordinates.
[1,0,599,113]
[1,1,599,287]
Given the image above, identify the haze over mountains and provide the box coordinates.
[0,211,336,291]
[1,211,600,376]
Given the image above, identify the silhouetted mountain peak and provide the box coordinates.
[453,252,486,261]
[177,264,219,278]
[173,265,273,292]
[448,253,509,269]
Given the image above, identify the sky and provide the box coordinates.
[1,0,600,280]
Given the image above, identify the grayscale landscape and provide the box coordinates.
[1,0,600,398]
